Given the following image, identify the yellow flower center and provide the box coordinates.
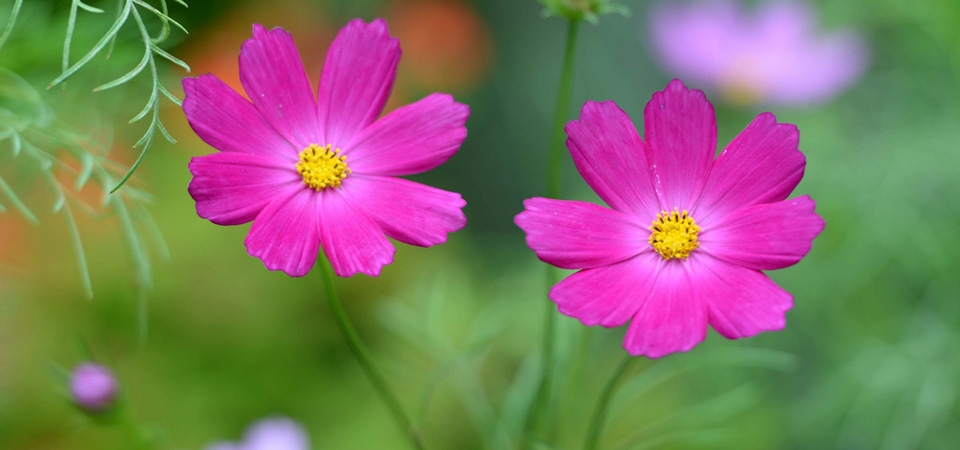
[648,208,701,260]
[296,144,350,190]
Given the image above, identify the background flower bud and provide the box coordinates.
[69,363,118,412]
[536,0,629,22]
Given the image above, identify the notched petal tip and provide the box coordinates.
[340,17,399,46]
[651,78,711,107]
[623,339,701,359]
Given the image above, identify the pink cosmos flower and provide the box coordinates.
[649,0,868,107]
[515,80,824,358]
[185,20,469,277]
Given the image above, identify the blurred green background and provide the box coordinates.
[2,0,960,449]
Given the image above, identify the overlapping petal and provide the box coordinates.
[565,101,660,216]
[317,19,401,147]
[623,260,708,358]
[695,112,805,223]
[699,257,794,339]
[346,93,468,176]
[643,79,717,209]
[244,189,321,277]
[701,195,824,270]
[515,197,648,270]
[317,190,396,277]
[240,25,320,148]
[188,152,302,226]
[345,175,466,247]
[182,75,296,160]
[550,252,662,327]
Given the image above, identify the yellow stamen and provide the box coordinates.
[649,208,701,260]
[296,143,350,191]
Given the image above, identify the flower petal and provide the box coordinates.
[317,189,395,277]
[643,79,717,210]
[550,252,662,327]
[345,93,469,176]
[188,152,302,226]
[695,112,805,223]
[244,188,320,277]
[700,195,824,270]
[239,25,320,149]
[623,260,708,358]
[182,75,296,160]
[699,257,793,339]
[515,197,648,270]
[565,101,661,217]
[763,31,869,107]
[346,175,466,247]
[317,19,401,148]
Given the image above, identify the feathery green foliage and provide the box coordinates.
[0,67,165,299]
[52,0,190,193]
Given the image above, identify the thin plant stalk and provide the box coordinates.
[584,355,635,450]
[524,17,582,446]
[318,256,425,450]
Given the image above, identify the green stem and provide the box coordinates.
[524,18,582,447]
[546,18,581,200]
[318,256,425,450]
[583,355,634,450]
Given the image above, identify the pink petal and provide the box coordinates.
[244,188,321,277]
[515,197,648,270]
[188,152,302,226]
[550,252,662,327]
[643,79,717,210]
[700,195,824,270]
[764,31,869,107]
[345,93,469,176]
[182,75,296,161]
[317,189,395,277]
[240,25,320,149]
[345,175,466,247]
[694,112,805,224]
[565,101,660,217]
[699,257,793,339]
[623,259,708,358]
[317,19,401,148]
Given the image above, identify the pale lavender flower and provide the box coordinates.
[206,417,310,450]
[649,0,868,107]
[69,363,118,412]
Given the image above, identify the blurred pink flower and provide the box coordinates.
[185,20,469,277]
[70,363,118,412]
[206,417,309,450]
[649,0,868,107]
[515,80,824,358]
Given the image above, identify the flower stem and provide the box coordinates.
[524,17,582,447]
[318,256,425,450]
[583,355,634,450]
[546,18,581,200]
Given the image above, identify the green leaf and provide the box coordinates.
[93,45,150,91]
[151,44,190,72]
[0,174,38,223]
[49,1,132,89]
[77,1,105,13]
[0,0,23,51]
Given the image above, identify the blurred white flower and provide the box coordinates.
[206,417,310,450]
